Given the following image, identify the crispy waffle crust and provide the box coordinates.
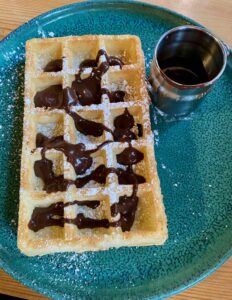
[18,35,168,256]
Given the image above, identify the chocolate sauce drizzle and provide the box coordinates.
[71,49,125,106]
[116,143,144,165]
[34,50,142,141]
[69,110,113,137]
[116,143,145,185]
[36,133,112,175]
[72,49,125,105]
[74,143,145,187]
[67,105,143,142]
[74,163,145,188]
[35,85,142,141]
[28,184,138,232]
[34,86,111,137]
[35,49,125,107]
[113,108,142,142]
[111,184,138,231]
[34,152,71,193]
[34,85,63,108]
[30,50,146,232]
[43,59,63,72]
[79,49,124,69]
[35,136,145,191]
[28,200,109,232]
[100,88,125,103]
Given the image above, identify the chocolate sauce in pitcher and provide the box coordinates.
[160,56,209,85]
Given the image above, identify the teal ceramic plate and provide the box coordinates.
[0,1,231,299]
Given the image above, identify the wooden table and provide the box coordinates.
[0,0,231,299]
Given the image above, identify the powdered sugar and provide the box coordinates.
[14,35,165,256]
[37,122,63,138]
[48,32,55,37]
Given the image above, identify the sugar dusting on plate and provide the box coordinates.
[0,44,25,230]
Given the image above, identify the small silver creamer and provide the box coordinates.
[150,25,228,116]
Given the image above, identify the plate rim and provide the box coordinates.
[0,0,231,299]
[0,0,214,46]
[0,248,231,300]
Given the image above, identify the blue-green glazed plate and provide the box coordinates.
[0,1,231,299]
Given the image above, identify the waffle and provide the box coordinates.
[18,35,168,256]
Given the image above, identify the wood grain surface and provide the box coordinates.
[0,0,231,299]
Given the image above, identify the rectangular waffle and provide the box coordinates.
[18,35,168,256]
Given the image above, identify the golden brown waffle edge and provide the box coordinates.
[18,35,168,256]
